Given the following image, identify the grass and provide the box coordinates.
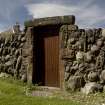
[1,77,105,105]
[0,78,80,105]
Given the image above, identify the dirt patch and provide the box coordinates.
[32,91,53,97]
[30,86,60,97]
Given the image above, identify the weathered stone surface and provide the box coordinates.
[100,70,105,83]
[19,43,24,48]
[67,25,78,31]
[25,15,75,27]
[62,48,75,59]
[103,85,105,91]
[68,38,76,44]
[5,55,10,61]
[23,27,33,84]
[5,61,13,66]
[76,51,84,62]
[102,29,105,37]
[65,65,70,72]
[18,35,22,41]
[96,39,103,47]
[60,25,105,93]
[0,72,9,78]
[91,45,99,53]
[84,51,93,62]
[21,37,26,42]
[16,56,22,71]
[81,82,103,94]
[66,76,85,91]
[15,50,20,56]
[21,74,27,82]
[88,72,99,82]
[0,23,26,78]
[64,72,70,81]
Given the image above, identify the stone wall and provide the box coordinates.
[22,27,33,84]
[60,25,105,93]
[1,16,105,94]
[0,26,26,81]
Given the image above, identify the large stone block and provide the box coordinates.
[24,15,75,27]
[67,25,78,31]
[66,76,85,91]
[102,29,105,37]
[81,82,103,94]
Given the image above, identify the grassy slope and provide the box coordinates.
[0,78,80,105]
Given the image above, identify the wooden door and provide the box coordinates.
[33,26,60,87]
[44,35,59,87]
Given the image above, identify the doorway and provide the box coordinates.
[33,25,60,87]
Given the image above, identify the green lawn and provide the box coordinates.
[0,78,80,105]
[1,78,105,105]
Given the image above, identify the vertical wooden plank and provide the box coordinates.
[44,35,59,87]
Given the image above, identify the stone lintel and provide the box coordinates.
[24,15,75,27]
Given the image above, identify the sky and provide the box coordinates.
[0,0,105,32]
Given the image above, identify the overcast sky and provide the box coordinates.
[0,0,105,32]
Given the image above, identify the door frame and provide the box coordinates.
[31,25,64,88]
[25,15,75,89]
